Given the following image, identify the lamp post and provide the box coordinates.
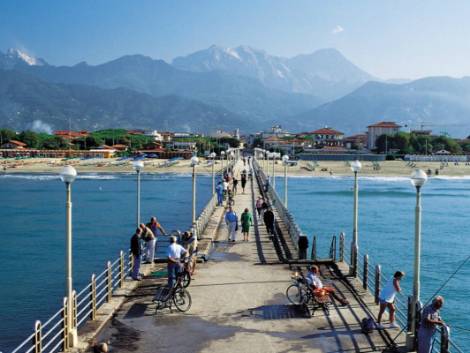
[282,155,289,207]
[221,151,225,170]
[271,152,277,189]
[210,152,216,194]
[350,160,362,277]
[60,165,78,347]
[132,160,144,226]
[191,156,199,225]
[410,169,427,340]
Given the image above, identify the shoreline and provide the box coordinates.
[2,158,470,177]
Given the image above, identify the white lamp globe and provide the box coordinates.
[210,152,216,158]
[60,165,77,183]
[190,156,199,166]
[282,155,289,164]
[411,169,428,188]
[221,151,226,156]
[350,160,362,173]
[132,160,144,172]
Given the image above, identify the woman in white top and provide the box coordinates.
[377,271,404,329]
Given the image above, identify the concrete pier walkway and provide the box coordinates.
[94,161,406,353]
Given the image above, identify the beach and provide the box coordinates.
[2,158,470,177]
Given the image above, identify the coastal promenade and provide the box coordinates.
[92,161,406,353]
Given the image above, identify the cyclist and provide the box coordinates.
[167,236,187,288]
[306,265,349,306]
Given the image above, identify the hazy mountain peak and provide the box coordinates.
[6,48,47,66]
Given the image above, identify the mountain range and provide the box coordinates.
[1,46,470,136]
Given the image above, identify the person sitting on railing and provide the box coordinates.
[263,206,275,238]
[140,223,155,264]
[418,296,446,353]
[306,265,349,306]
[167,236,187,288]
[146,217,166,263]
[130,227,143,281]
[216,181,224,206]
[376,271,405,329]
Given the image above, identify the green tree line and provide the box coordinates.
[376,132,467,154]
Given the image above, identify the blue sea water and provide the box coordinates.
[0,173,212,352]
[275,175,470,348]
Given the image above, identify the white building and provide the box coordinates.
[144,130,163,142]
[367,121,401,150]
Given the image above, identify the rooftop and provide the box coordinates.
[367,121,401,128]
[310,128,344,135]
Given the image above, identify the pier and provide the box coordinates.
[10,156,460,353]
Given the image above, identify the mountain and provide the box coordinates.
[173,45,375,100]
[292,77,470,137]
[2,53,322,123]
[0,69,253,132]
[0,49,47,69]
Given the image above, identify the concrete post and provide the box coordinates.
[363,254,369,290]
[90,274,97,320]
[375,265,381,304]
[339,232,345,262]
[107,261,112,302]
[62,297,68,350]
[410,186,422,339]
[119,250,125,288]
[212,158,215,194]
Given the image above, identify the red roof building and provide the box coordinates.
[367,121,401,150]
[1,140,27,149]
[54,130,89,140]
[306,127,344,147]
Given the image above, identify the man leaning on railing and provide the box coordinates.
[418,296,446,353]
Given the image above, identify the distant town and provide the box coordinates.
[1,120,470,161]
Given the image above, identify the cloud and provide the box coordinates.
[331,25,344,35]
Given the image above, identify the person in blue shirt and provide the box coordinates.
[216,181,224,206]
[224,206,238,242]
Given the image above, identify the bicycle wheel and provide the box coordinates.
[286,284,304,305]
[182,270,191,288]
[173,288,192,312]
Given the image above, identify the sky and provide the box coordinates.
[1,0,470,79]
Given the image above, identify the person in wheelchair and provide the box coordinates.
[306,265,349,306]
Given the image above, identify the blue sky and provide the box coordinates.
[1,0,470,79]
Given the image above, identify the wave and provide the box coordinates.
[0,173,117,181]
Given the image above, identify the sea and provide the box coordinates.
[1,172,469,351]
[0,172,212,352]
[275,174,470,349]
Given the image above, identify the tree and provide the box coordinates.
[0,128,16,145]
[18,131,40,148]
[41,136,68,150]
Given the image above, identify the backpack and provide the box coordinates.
[360,317,375,334]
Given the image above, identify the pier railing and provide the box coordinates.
[253,158,304,251]
[10,250,133,353]
[9,158,237,353]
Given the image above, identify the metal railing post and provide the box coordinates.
[107,261,112,302]
[375,265,381,304]
[407,295,413,332]
[34,320,42,353]
[311,235,317,261]
[119,250,125,288]
[62,297,69,350]
[339,232,345,262]
[363,254,369,290]
[72,290,77,329]
[440,326,450,353]
[90,274,97,320]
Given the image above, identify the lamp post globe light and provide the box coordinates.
[350,160,362,277]
[191,156,199,225]
[409,169,428,340]
[210,152,216,194]
[60,165,78,346]
[132,160,144,227]
[221,151,226,169]
[282,155,289,207]
[271,152,276,189]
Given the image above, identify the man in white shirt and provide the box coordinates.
[167,236,187,288]
[306,265,349,306]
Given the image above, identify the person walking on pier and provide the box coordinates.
[256,196,264,217]
[232,176,239,194]
[240,208,253,241]
[167,236,187,288]
[225,206,238,242]
[263,207,275,237]
[418,296,445,353]
[376,271,405,329]
[241,172,247,193]
[216,181,224,206]
[130,227,143,281]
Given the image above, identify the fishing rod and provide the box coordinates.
[383,254,470,353]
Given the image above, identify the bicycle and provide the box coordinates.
[286,271,331,317]
[153,264,192,313]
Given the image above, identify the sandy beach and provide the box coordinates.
[2,158,470,177]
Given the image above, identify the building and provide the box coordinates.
[344,134,368,150]
[168,141,197,150]
[144,130,163,142]
[53,130,89,140]
[306,128,344,148]
[1,140,27,149]
[367,121,401,150]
